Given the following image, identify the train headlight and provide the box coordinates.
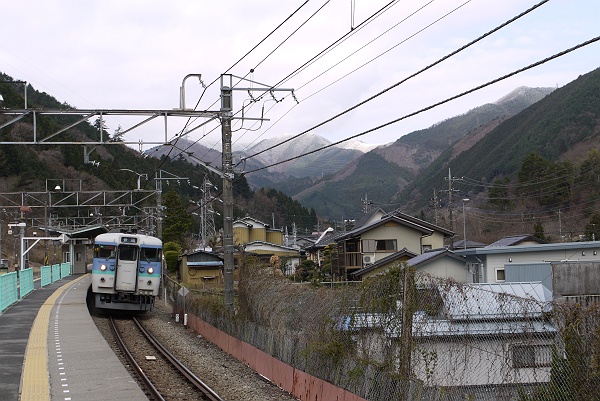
[100,264,107,271]
[147,267,154,274]
[139,267,145,273]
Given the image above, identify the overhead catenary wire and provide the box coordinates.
[296,0,447,93]
[274,0,402,88]
[239,0,552,165]
[144,2,312,182]
[243,35,600,175]
[234,0,434,154]
[162,1,331,168]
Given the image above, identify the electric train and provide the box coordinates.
[91,230,163,311]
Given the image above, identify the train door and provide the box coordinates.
[115,244,138,292]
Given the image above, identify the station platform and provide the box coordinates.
[0,274,148,401]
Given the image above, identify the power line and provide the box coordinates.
[242,35,600,174]
[234,0,432,154]
[145,2,312,180]
[239,0,551,164]
[251,1,332,72]
[296,0,461,94]
[274,0,401,87]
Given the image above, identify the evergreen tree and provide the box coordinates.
[162,189,193,246]
[584,213,600,241]
[488,177,512,210]
[533,220,547,242]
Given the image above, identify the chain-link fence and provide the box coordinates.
[165,261,600,401]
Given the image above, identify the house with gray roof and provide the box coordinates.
[485,235,547,247]
[333,211,454,279]
[342,281,556,397]
[352,247,475,283]
[456,239,600,286]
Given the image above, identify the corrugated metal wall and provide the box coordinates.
[505,263,552,291]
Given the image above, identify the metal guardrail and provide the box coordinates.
[0,263,72,313]
[0,272,18,313]
[19,268,34,298]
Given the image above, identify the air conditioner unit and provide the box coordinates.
[362,255,374,265]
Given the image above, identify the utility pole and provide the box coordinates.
[156,172,163,239]
[361,193,373,214]
[442,167,462,234]
[430,189,440,225]
[220,83,235,308]
[219,74,295,310]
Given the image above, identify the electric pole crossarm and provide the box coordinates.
[104,113,160,137]
[0,190,156,209]
[0,109,218,117]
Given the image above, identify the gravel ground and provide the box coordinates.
[94,299,298,401]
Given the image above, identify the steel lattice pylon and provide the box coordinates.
[201,175,217,248]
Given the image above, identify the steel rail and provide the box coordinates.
[109,316,165,401]
[132,316,224,401]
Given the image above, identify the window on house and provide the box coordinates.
[496,268,505,282]
[512,344,552,368]
[376,240,396,251]
[363,239,397,252]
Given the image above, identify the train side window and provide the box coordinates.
[119,245,138,261]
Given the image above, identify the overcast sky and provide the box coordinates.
[1,0,598,153]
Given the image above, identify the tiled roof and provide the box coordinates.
[406,248,465,267]
[337,215,434,241]
[452,239,487,249]
[352,208,386,229]
[486,235,546,247]
[352,248,417,277]
[312,230,344,248]
[386,209,454,237]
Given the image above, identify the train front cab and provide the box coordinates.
[92,235,161,311]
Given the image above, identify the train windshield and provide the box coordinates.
[140,248,161,262]
[118,245,138,261]
[94,245,116,259]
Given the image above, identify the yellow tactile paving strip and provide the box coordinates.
[19,275,88,401]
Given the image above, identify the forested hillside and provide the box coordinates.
[0,72,317,242]
[292,86,554,220]
[400,67,600,243]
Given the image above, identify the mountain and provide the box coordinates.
[400,67,600,213]
[234,133,379,188]
[292,86,555,218]
[146,133,380,191]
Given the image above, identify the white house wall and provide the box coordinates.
[421,232,446,251]
[483,248,600,283]
[418,258,470,283]
[409,338,552,387]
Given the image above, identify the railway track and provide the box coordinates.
[110,316,224,401]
